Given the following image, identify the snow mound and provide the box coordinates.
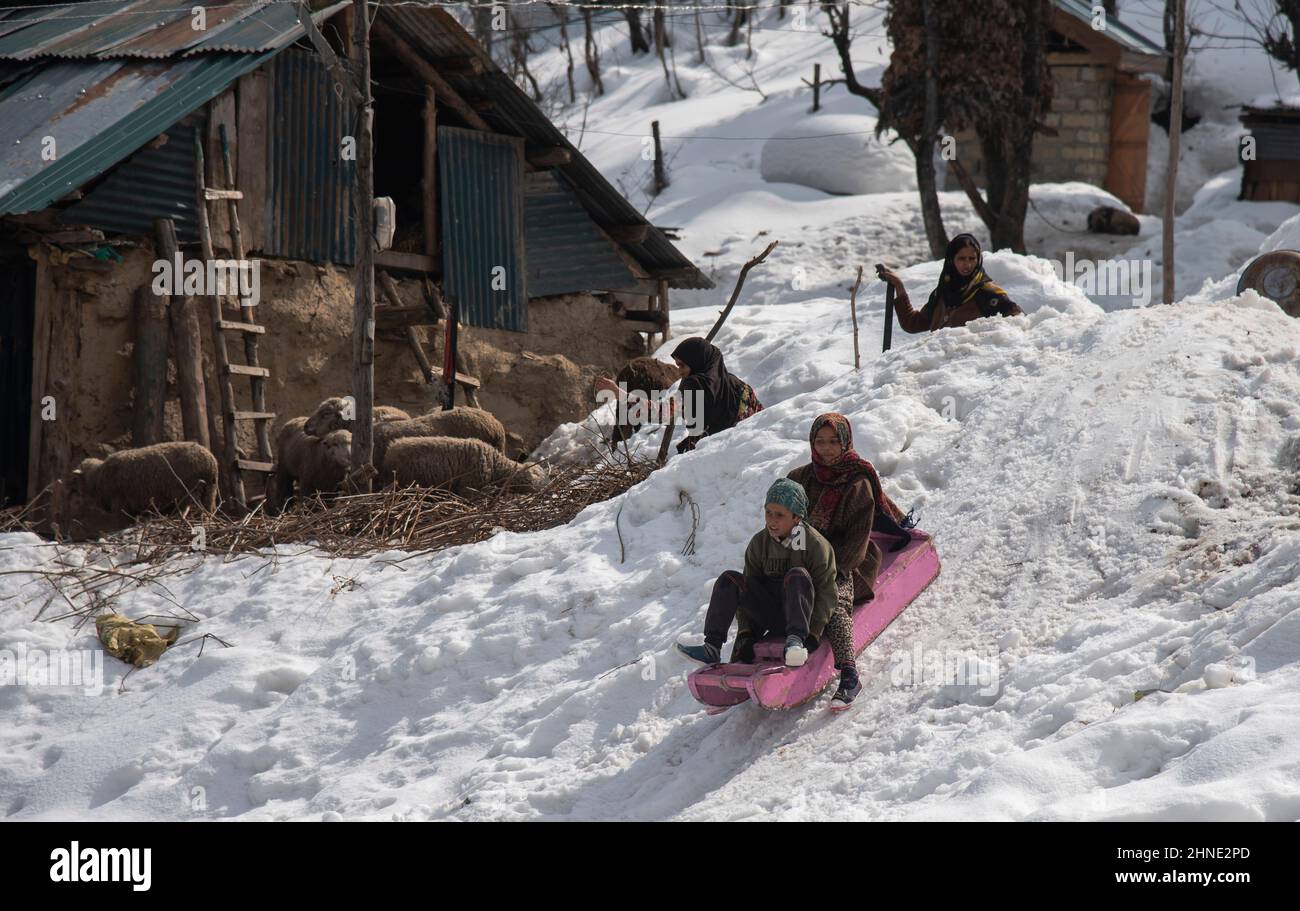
[760,114,915,196]
[1262,213,1300,253]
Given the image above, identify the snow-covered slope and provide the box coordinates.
[3,288,1298,820]
[3,3,1300,823]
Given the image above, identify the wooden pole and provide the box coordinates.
[131,286,168,446]
[882,283,895,352]
[442,299,458,411]
[849,266,862,370]
[351,0,376,490]
[652,120,666,195]
[1162,0,1185,305]
[657,278,671,342]
[423,85,440,264]
[154,217,210,449]
[812,63,821,112]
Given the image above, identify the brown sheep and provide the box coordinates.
[269,418,353,512]
[373,407,508,472]
[71,441,218,519]
[606,356,685,446]
[384,436,546,495]
[303,396,411,438]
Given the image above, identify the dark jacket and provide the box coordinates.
[787,465,881,604]
[739,522,839,639]
[894,282,1023,333]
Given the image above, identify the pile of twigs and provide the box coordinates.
[93,455,657,561]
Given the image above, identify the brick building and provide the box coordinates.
[949,0,1167,212]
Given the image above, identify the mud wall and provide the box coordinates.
[31,244,646,497]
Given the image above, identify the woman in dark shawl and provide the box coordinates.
[670,337,762,454]
[880,233,1023,334]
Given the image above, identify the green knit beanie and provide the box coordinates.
[765,478,808,518]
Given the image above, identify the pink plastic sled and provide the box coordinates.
[687,530,940,711]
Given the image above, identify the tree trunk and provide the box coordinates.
[624,9,651,54]
[919,0,948,258]
[582,9,604,95]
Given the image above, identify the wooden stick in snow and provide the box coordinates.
[849,265,863,370]
[705,240,778,342]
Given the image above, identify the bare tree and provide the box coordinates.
[550,2,578,103]
[826,0,1052,255]
[582,7,605,95]
[625,3,652,54]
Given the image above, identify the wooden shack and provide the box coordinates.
[0,3,711,513]
[1239,103,1300,204]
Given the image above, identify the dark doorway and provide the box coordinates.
[0,252,35,507]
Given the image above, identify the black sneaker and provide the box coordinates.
[676,641,721,664]
[831,666,861,710]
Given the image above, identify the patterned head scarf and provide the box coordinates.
[807,413,909,531]
[764,478,808,519]
[936,233,1007,314]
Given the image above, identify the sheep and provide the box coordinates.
[269,417,353,512]
[605,356,685,446]
[372,407,508,472]
[303,396,411,438]
[384,436,546,495]
[71,441,218,519]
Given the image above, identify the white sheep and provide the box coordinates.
[304,396,411,438]
[72,441,218,519]
[269,417,353,511]
[373,408,508,472]
[384,437,546,495]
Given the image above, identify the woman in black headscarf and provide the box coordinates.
[670,337,762,453]
[879,233,1023,334]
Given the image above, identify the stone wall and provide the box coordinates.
[950,61,1113,191]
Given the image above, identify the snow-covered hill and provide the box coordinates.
[2,3,1299,822]
[3,281,1298,820]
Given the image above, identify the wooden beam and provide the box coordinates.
[26,248,52,503]
[431,55,483,75]
[423,85,440,261]
[131,287,168,447]
[376,305,438,330]
[375,249,439,273]
[372,19,492,131]
[351,0,377,492]
[606,224,650,245]
[155,218,210,448]
[526,146,572,168]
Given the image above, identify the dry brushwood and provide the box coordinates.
[35,456,660,561]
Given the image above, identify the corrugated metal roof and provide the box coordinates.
[56,113,202,240]
[524,172,640,298]
[379,6,712,291]
[0,52,271,214]
[264,47,356,264]
[1054,0,1167,58]
[0,1,345,215]
[0,0,349,60]
[439,126,527,332]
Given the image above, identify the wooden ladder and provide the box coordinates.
[193,124,274,511]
